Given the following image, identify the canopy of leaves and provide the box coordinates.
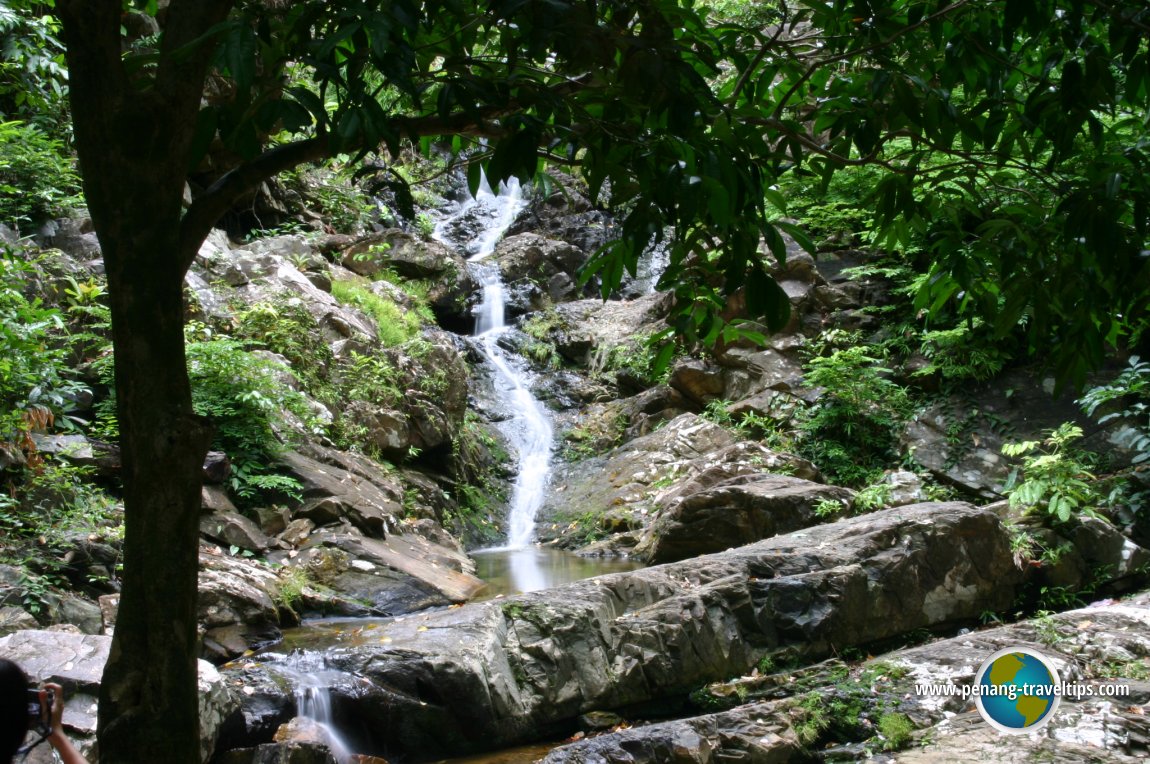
[115,0,1150,389]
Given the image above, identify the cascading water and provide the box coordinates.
[435,176,554,550]
[276,652,355,764]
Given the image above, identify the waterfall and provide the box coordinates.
[434,175,554,549]
[278,652,355,763]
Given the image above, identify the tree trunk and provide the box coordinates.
[55,2,231,760]
[96,227,214,764]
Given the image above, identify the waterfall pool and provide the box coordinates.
[471,546,644,600]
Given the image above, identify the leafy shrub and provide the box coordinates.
[94,328,310,503]
[234,297,333,394]
[852,479,893,513]
[0,4,68,130]
[281,165,377,234]
[0,121,80,227]
[799,346,912,487]
[1078,358,1150,534]
[913,320,1010,382]
[339,351,402,408]
[1079,356,1150,465]
[1002,423,1099,524]
[0,251,87,441]
[185,336,309,502]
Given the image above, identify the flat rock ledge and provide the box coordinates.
[544,593,1150,763]
[226,502,1021,759]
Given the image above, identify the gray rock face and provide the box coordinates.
[285,530,484,616]
[633,473,854,563]
[668,360,726,406]
[202,511,278,554]
[229,502,1020,759]
[278,448,404,537]
[543,705,802,763]
[494,232,592,310]
[198,552,284,661]
[541,414,819,553]
[546,593,1150,764]
[29,433,121,477]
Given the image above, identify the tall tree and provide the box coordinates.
[51,0,1148,760]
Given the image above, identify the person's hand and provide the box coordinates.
[37,683,87,763]
[39,683,65,737]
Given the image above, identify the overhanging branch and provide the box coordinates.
[178,136,330,270]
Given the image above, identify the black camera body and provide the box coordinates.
[27,688,52,733]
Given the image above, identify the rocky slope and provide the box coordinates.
[2,172,1149,763]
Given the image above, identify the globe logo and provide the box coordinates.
[975,646,1062,733]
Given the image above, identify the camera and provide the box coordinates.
[27,688,52,732]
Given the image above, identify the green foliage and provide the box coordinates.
[331,279,421,347]
[1002,423,1100,524]
[0,121,80,227]
[272,566,313,613]
[701,398,795,452]
[1078,356,1150,529]
[0,458,122,606]
[1079,356,1150,465]
[0,3,68,131]
[413,212,435,239]
[799,346,913,487]
[95,327,310,504]
[814,498,845,519]
[913,321,1011,383]
[0,251,87,438]
[234,297,333,395]
[519,310,566,370]
[777,161,890,246]
[852,480,893,514]
[186,336,309,503]
[599,334,672,389]
[339,351,402,409]
[281,164,378,234]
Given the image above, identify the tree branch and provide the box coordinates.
[178,136,330,270]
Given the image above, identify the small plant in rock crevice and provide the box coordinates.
[1002,423,1100,524]
[798,345,913,488]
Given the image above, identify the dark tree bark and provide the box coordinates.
[55,1,231,761]
[51,2,551,760]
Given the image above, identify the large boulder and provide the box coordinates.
[545,593,1150,763]
[198,551,284,662]
[282,530,484,616]
[227,502,1021,759]
[278,447,405,536]
[540,414,818,553]
[493,232,592,311]
[633,472,854,563]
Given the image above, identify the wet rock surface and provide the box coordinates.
[227,502,1020,759]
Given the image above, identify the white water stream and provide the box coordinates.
[278,652,356,764]
[435,175,554,551]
